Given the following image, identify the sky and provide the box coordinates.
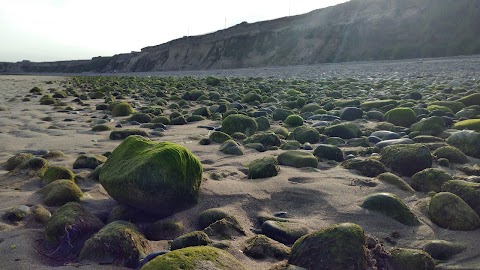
[0,0,349,62]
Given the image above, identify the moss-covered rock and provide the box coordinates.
[313,144,344,161]
[42,166,75,185]
[31,205,51,224]
[262,220,309,245]
[273,108,294,121]
[428,192,480,231]
[80,220,150,268]
[192,107,211,117]
[410,168,453,193]
[255,116,271,131]
[170,231,212,250]
[4,153,33,171]
[384,107,417,127]
[284,115,304,127]
[277,151,318,168]
[244,235,290,260]
[170,115,187,125]
[280,140,302,150]
[203,217,246,240]
[458,93,480,106]
[140,246,246,270]
[73,154,107,169]
[360,100,399,111]
[145,220,185,241]
[109,129,149,140]
[341,158,387,177]
[433,145,468,164]
[361,193,419,226]
[112,102,135,117]
[100,136,202,218]
[453,119,480,132]
[324,122,362,139]
[15,157,49,176]
[379,144,432,177]
[441,180,480,216]
[292,126,320,144]
[130,113,152,123]
[376,172,414,192]
[273,127,290,139]
[410,116,445,136]
[422,240,466,261]
[389,248,435,270]
[45,202,103,250]
[339,107,364,121]
[428,101,465,113]
[198,208,232,229]
[186,115,206,122]
[39,179,83,206]
[219,140,243,155]
[221,114,258,136]
[289,223,368,270]
[244,132,282,148]
[248,156,280,179]
[91,124,113,132]
[446,130,480,158]
[209,131,232,144]
[152,116,170,125]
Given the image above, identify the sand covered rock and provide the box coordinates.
[262,220,309,245]
[380,144,432,176]
[100,135,202,217]
[80,220,151,268]
[428,192,480,231]
[244,235,290,260]
[410,168,453,193]
[289,223,368,270]
[140,246,246,270]
[361,193,419,226]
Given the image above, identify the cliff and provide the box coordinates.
[2,0,480,73]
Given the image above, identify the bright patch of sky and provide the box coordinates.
[0,0,349,62]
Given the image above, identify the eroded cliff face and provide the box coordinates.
[2,0,479,73]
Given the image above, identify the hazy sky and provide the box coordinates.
[0,0,349,62]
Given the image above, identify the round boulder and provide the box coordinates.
[410,168,453,193]
[379,144,432,177]
[221,114,258,136]
[446,130,480,158]
[361,193,419,226]
[100,135,202,218]
[428,192,480,231]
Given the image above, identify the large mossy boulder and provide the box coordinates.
[221,114,258,136]
[244,235,290,260]
[379,144,432,177]
[140,246,247,270]
[289,223,368,270]
[45,202,103,250]
[384,107,417,127]
[292,126,320,144]
[389,248,435,270]
[248,157,280,179]
[442,180,480,216]
[324,122,362,139]
[428,192,480,231]
[432,145,468,164]
[100,136,202,218]
[42,166,75,185]
[446,130,480,158]
[313,144,344,162]
[80,221,151,268]
[341,158,387,177]
[410,168,453,193]
[361,193,419,226]
[112,102,135,117]
[453,119,480,132]
[410,116,445,136]
[277,151,318,168]
[39,180,83,206]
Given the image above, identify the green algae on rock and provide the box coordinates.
[170,231,212,250]
[389,248,435,270]
[73,154,107,169]
[209,131,232,144]
[198,208,233,229]
[219,140,244,155]
[42,166,75,185]
[433,145,468,164]
[100,135,202,218]
[80,220,151,268]
[289,223,368,270]
[109,129,149,140]
[293,126,320,144]
[384,107,417,127]
[453,119,480,132]
[146,220,185,241]
[112,102,135,116]
[446,130,480,158]
[441,180,480,216]
[410,116,445,136]
[262,220,309,245]
[221,114,258,136]
[248,156,280,179]
[140,246,246,270]
[376,172,414,193]
[4,153,33,171]
[342,158,387,177]
[428,192,480,231]
[45,202,103,248]
[361,193,419,226]
[379,144,432,177]
[422,240,466,261]
[244,235,290,260]
[277,151,318,168]
[284,114,304,127]
[410,168,453,193]
[324,122,362,139]
[39,179,83,206]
